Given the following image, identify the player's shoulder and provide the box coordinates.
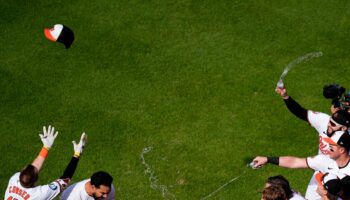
[63,179,90,193]
[307,110,331,125]
[9,172,21,182]
[290,192,306,200]
[316,154,332,159]
[61,178,90,199]
[308,154,332,162]
[67,178,89,189]
[308,110,330,118]
[12,172,20,178]
[28,181,63,200]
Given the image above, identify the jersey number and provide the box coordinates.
[7,197,18,200]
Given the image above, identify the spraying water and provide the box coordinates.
[140,147,176,200]
[276,51,323,88]
[200,170,247,200]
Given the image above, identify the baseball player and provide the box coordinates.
[265,175,305,200]
[4,126,87,200]
[252,130,350,200]
[276,86,350,199]
[60,171,115,200]
[314,172,342,200]
[262,185,288,200]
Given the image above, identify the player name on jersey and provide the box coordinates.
[7,186,31,200]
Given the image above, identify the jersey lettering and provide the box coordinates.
[7,197,18,200]
[8,186,30,200]
[319,136,330,155]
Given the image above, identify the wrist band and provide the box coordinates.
[267,157,279,165]
[43,145,50,150]
[39,147,49,158]
[73,152,80,158]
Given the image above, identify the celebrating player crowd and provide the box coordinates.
[256,82,350,200]
[4,126,115,200]
[4,84,350,200]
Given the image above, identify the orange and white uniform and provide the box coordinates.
[306,154,350,200]
[307,111,333,155]
[303,110,337,200]
[307,155,350,179]
[5,172,68,200]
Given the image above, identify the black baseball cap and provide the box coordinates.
[323,173,342,196]
[332,110,350,127]
[44,24,74,48]
[324,131,350,150]
[315,172,342,196]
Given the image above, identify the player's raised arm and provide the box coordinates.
[23,133,87,200]
[276,85,308,122]
[252,156,308,169]
[32,125,58,171]
[279,156,308,168]
[60,133,87,183]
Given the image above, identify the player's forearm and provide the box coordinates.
[284,96,308,122]
[279,156,308,168]
[60,157,79,179]
[32,147,49,171]
[60,132,86,179]
[33,126,58,171]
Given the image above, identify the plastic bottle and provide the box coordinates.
[276,79,284,89]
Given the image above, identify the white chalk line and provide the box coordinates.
[200,170,247,200]
[140,147,176,200]
[280,51,323,80]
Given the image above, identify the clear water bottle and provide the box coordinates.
[248,161,260,169]
[276,79,284,89]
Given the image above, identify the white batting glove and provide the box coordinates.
[39,125,59,150]
[72,132,87,157]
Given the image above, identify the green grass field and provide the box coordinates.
[2,0,350,199]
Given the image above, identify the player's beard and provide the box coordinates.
[326,126,337,137]
[326,130,335,137]
[92,193,104,200]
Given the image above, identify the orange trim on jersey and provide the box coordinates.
[44,28,56,42]
[315,172,324,186]
[39,147,49,158]
[323,137,337,145]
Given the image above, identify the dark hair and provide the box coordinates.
[262,185,287,200]
[90,171,113,188]
[19,165,38,188]
[266,175,293,199]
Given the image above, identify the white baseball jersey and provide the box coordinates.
[307,155,350,179]
[290,191,306,200]
[60,179,115,200]
[5,172,68,200]
[306,155,350,200]
[307,110,332,155]
[305,110,333,200]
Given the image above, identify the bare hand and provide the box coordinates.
[252,156,268,168]
[275,87,289,99]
